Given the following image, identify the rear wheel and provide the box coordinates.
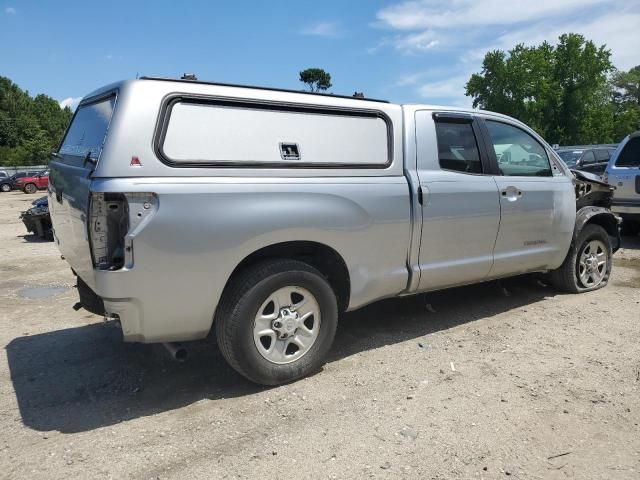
[215,259,338,385]
[549,224,612,293]
[0,183,10,192]
[23,183,37,194]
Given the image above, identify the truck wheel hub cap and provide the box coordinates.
[578,239,607,287]
[253,286,321,365]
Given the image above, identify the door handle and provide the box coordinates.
[501,187,522,201]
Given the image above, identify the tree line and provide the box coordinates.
[0,76,73,167]
[466,33,639,145]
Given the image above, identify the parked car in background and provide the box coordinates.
[0,171,9,192]
[49,77,619,386]
[15,171,49,194]
[556,147,616,176]
[0,170,43,192]
[604,132,640,235]
[20,196,52,240]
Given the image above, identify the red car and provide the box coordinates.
[15,171,49,194]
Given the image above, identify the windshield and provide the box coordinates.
[59,95,115,159]
[557,150,583,167]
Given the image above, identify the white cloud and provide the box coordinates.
[417,75,474,107]
[106,54,113,60]
[376,0,612,30]
[5,7,16,14]
[396,72,426,87]
[393,31,439,54]
[374,0,640,104]
[59,97,82,111]
[300,21,342,38]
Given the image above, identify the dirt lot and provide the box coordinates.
[0,190,639,479]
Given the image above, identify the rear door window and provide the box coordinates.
[615,137,640,167]
[59,95,116,160]
[485,121,552,177]
[434,122,482,174]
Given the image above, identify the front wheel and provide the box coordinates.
[23,183,37,194]
[215,259,338,385]
[0,183,10,192]
[549,224,612,293]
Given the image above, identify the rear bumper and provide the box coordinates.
[75,268,214,344]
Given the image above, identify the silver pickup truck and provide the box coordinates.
[48,77,619,385]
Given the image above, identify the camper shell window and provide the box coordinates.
[155,97,392,168]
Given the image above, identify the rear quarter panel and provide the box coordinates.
[92,176,411,341]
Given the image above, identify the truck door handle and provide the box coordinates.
[501,187,522,201]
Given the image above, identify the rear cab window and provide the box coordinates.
[58,95,116,164]
[434,122,482,174]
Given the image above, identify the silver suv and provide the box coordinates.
[604,132,640,235]
[49,77,619,385]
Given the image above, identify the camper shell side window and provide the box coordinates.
[154,95,393,169]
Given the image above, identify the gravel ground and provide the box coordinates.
[1,190,639,479]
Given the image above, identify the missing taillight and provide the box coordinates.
[89,193,128,270]
[89,192,157,271]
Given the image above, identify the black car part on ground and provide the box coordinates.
[20,196,53,240]
[571,169,622,252]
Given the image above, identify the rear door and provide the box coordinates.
[481,118,574,276]
[414,111,500,291]
[49,93,116,286]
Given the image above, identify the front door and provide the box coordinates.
[481,119,574,277]
[415,111,501,291]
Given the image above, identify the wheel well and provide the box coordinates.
[228,241,351,312]
[584,212,619,238]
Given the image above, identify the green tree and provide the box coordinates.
[299,68,332,92]
[0,76,72,166]
[612,105,640,140]
[612,65,640,105]
[611,65,640,140]
[465,34,614,145]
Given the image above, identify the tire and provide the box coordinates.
[0,183,10,192]
[549,224,612,293]
[215,259,338,386]
[23,183,37,194]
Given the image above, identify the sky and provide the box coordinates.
[1,0,639,110]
